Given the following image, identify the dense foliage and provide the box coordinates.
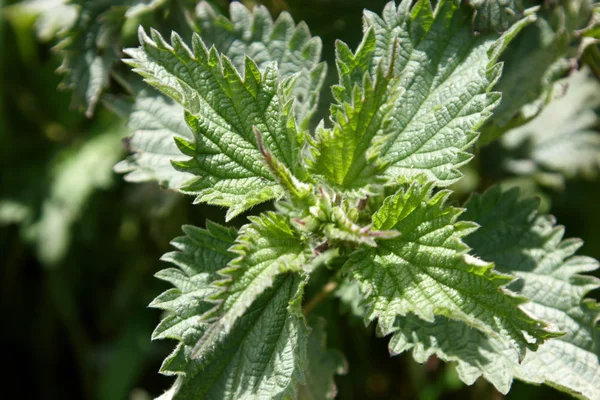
[2,0,600,399]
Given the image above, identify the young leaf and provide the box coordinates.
[193,212,311,358]
[195,1,327,128]
[254,127,314,206]
[308,29,404,195]
[289,186,400,247]
[345,180,559,359]
[109,88,194,189]
[389,187,600,399]
[298,317,347,400]
[356,0,533,186]
[154,223,308,400]
[125,29,307,219]
[501,68,600,187]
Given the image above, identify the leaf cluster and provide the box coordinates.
[3,0,600,399]
[115,1,600,399]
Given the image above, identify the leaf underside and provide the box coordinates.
[110,88,195,189]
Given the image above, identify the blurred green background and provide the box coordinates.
[1,0,599,399]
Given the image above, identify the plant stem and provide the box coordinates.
[303,281,338,316]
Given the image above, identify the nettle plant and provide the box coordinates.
[117,0,600,399]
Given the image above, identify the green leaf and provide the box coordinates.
[193,212,311,358]
[195,1,327,128]
[50,0,191,116]
[308,28,404,194]
[55,0,123,117]
[109,88,194,189]
[116,1,326,193]
[466,0,523,33]
[335,279,368,320]
[253,126,314,206]
[158,276,308,400]
[125,28,307,220]
[125,0,168,18]
[6,0,77,42]
[354,0,533,186]
[152,222,237,342]
[389,187,600,399]
[463,186,600,398]
[562,0,594,34]
[298,317,347,400]
[501,68,600,188]
[483,0,594,132]
[32,124,123,266]
[154,223,308,400]
[0,200,31,225]
[345,180,559,359]
[580,4,600,39]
